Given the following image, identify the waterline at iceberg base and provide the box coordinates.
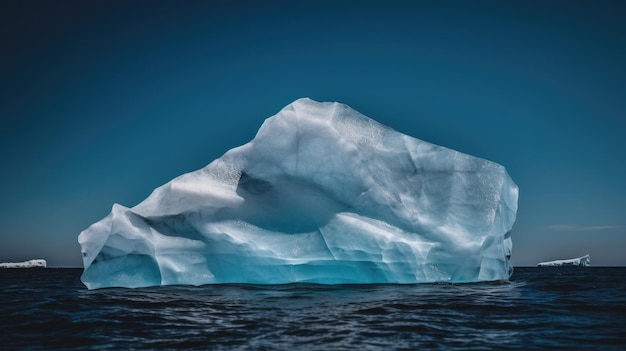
[78,98,519,289]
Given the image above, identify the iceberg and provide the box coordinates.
[0,259,47,268]
[78,98,519,289]
[537,254,590,267]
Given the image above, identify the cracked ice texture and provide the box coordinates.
[78,98,519,289]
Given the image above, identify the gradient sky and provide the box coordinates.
[1,1,624,267]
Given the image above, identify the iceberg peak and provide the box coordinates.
[78,98,519,289]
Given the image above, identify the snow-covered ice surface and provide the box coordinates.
[0,259,47,268]
[537,254,590,267]
[78,98,519,289]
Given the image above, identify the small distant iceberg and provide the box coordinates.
[0,259,47,268]
[537,254,590,267]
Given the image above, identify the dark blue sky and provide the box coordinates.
[1,1,624,267]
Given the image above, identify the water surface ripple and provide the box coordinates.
[1,267,625,350]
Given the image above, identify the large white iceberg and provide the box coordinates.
[537,254,590,267]
[78,98,519,289]
[0,259,47,268]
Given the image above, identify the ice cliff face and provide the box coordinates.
[78,98,519,289]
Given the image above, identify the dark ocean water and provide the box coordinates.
[1,267,625,350]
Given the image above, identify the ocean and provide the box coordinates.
[1,267,625,350]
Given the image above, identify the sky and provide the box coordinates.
[1,1,625,267]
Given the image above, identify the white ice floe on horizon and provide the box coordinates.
[537,254,590,267]
[0,259,47,268]
[78,98,519,289]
